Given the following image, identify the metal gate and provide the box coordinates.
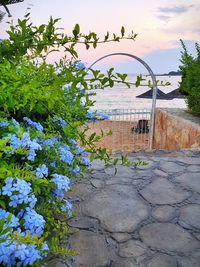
[89,53,158,152]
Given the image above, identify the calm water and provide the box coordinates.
[90,75,186,110]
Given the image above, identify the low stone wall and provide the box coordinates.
[153,108,200,150]
[86,120,149,152]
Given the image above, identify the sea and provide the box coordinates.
[90,75,186,111]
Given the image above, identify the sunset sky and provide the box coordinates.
[0,0,199,74]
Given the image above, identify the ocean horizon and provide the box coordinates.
[90,75,186,111]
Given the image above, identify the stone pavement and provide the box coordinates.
[53,150,200,267]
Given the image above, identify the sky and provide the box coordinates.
[0,0,199,74]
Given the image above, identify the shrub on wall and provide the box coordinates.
[179,40,200,114]
[0,15,135,266]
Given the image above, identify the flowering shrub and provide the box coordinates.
[0,15,135,266]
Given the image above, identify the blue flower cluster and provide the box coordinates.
[0,209,19,229]
[0,120,9,127]
[23,208,45,237]
[6,131,42,161]
[86,111,109,121]
[7,134,21,149]
[1,177,37,208]
[0,240,44,266]
[51,174,70,191]
[53,117,67,128]
[74,61,86,70]
[12,118,20,127]
[35,164,48,178]
[0,115,94,265]
[40,137,58,149]
[59,144,73,164]
[23,117,43,132]
[61,200,72,217]
[81,157,91,167]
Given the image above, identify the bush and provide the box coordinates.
[179,40,200,113]
[0,15,135,266]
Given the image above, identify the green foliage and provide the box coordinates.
[0,13,137,266]
[179,40,200,114]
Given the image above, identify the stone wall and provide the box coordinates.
[153,108,200,150]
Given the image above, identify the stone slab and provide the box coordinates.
[159,161,184,173]
[105,165,134,178]
[90,179,104,188]
[152,206,175,222]
[179,204,200,230]
[174,173,200,193]
[140,177,190,204]
[70,230,114,267]
[153,169,168,177]
[68,216,99,230]
[140,223,200,252]
[119,240,146,258]
[111,233,131,243]
[146,253,177,267]
[112,259,139,267]
[82,185,149,232]
[187,165,200,172]
[91,159,105,170]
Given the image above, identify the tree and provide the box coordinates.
[179,40,200,114]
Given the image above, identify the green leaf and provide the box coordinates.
[73,24,80,37]
[0,200,5,209]
[121,26,125,37]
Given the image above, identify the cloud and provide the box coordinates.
[158,5,194,14]
[156,15,171,22]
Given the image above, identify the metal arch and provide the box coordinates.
[89,52,158,150]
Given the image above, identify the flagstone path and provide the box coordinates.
[50,149,200,267]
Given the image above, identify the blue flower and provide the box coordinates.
[74,61,86,70]
[35,164,48,178]
[23,209,45,237]
[21,132,31,147]
[51,174,70,191]
[0,240,42,266]
[40,137,58,149]
[96,112,109,120]
[61,200,73,217]
[20,133,41,161]
[1,177,13,196]
[86,111,109,121]
[0,209,19,229]
[52,189,64,199]
[62,84,71,91]
[68,138,77,146]
[50,161,56,168]
[12,118,20,127]
[59,145,73,164]
[19,244,41,265]
[41,242,49,257]
[81,157,91,167]
[70,166,80,175]
[75,146,85,155]
[7,134,21,149]
[23,117,43,132]
[27,148,36,161]
[86,111,96,120]
[0,121,9,127]
[2,177,37,209]
[53,117,67,128]
[0,240,16,266]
